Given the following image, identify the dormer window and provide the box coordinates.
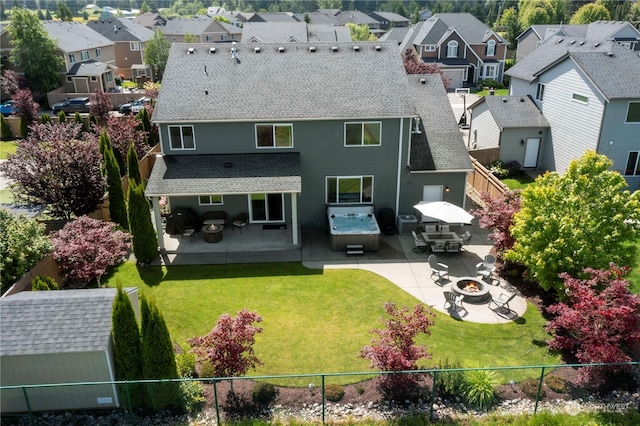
[487,40,496,56]
[447,41,458,58]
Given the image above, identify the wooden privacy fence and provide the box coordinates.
[467,156,509,199]
[469,147,500,165]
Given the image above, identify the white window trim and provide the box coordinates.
[572,93,589,105]
[91,76,97,81]
[625,151,640,176]
[198,195,224,205]
[81,50,89,60]
[325,176,374,204]
[130,42,140,51]
[205,35,213,42]
[95,48,101,57]
[106,72,113,82]
[447,41,458,58]
[344,121,382,147]
[487,40,496,56]
[535,83,545,102]
[168,125,196,150]
[424,44,435,52]
[69,53,76,63]
[248,193,285,223]
[484,64,498,79]
[255,123,294,148]
[625,101,640,123]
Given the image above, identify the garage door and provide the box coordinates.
[444,69,464,89]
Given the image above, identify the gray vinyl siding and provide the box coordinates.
[397,171,469,216]
[598,101,640,190]
[515,31,540,62]
[499,128,546,167]
[469,102,500,149]
[1,351,117,413]
[508,78,533,98]
[536,60,605,174]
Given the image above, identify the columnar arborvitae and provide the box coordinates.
[127,143,142,185]
[102,131,129,230]
[0,114,13,140]
[111,286,144,407]
[19,116,28,138]
[74,111,82,125]
[140,294,181,410]
[58,110,66,123]
[128,181,158,265]
[40,113,51,124]
[136,107,154,146]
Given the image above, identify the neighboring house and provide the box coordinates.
[42,21,117,93]
[244,12,298,23]
[0,288,139,413]
[418,9,433,21]
[467,95,550,168]
[292,11,339,25]
[333,10,381,31]
[506,37,640,190]
[206,6,243,27]
[377,26,411,45]
[133,12,167,29]
[87,17,153,79]
[400,13,508,89]
[516,21,640,61]
[145,42,472,250]
[162,17,241,43]
[369,11,410,31]
[242,22,351,43]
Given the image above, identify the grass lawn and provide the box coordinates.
[0,140,17,159]
[104,261,558,385]
[628,239,640,294]
[474,88,509,97]
[501,172,537,190]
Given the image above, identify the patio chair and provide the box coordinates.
[431,241,446,252]
[423,224,437,233]
[459,231,472,249]
[476,254,497,281]
[489,292,516,312]
[232,212,248,233]
[439,224,450,233]
[446,241,461,252]
[412,231,428,253]
[428,254,449,283]
[443,291,464,311]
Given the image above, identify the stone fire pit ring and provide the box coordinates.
[452,277,491,304]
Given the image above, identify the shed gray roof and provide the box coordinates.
[153,42,416,123]
[408,74,472,172]
[506,37,640,100]
[86,17,153,42]
[42,20,114,52]
[145,153,301,196]
[0,289,118,356]
[469,96,550,130]
[68,59,116,76]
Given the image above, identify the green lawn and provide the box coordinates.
[0,140,17,159]
[501,172,537,190]
[474,88,509,97]
[628,239,640,294]
[104,261,558,384]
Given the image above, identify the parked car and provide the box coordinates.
[51,97,91,114]
[118,97,150,115]
[0,100,16,116]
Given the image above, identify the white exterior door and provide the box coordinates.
[523,138,540,168]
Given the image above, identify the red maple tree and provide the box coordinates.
[472,190,521,254]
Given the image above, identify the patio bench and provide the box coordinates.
[202,211,226,226]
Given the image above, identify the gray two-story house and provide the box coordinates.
[506,37,640,190]
[145,42,472,250]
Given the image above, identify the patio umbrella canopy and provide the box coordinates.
[413,201,474,224]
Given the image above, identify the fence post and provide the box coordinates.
[321,374,326,424]
[213,379,221,425]
[21,386,34,425]
[429,370,438,420]
[534,366,546,414]
[125,381,135,425]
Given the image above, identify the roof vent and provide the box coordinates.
[502,98,507,102]
[520,98,525,102]
[374,45,382,51]
[593,42,600,47]
[569,40,576,45]
[309,46,316,52]
[278,46,285,53]
[353,45,360,52]
[224,162,233,168]
[579,41,585,45]
[331,46,338,52]
[209,47,216,54]
[254,47,261,53]
[607,51,614,57]
[420,78,426,84]
[556,38,563,44]
[187,47,195,54]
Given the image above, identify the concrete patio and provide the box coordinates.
[153,206,527,325]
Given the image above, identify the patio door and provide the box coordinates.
[523,138,540,168]
[249,193,284,223]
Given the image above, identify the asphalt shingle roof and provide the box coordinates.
[86,17,153,42]
[43,20,114,52]
[242,22,308,42]
[0,289,117,356]
[68,59,115,76]
[162,17,217,35]
[506,37,640,100]
[430,13,505,44]
[471,96,550,130]
[153,42,416,123]
[145,153,301,196]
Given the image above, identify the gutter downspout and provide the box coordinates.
[394,117,404,217]
[151,196,165,250]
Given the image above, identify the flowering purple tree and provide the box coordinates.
[12,88,39,126]
[402,49,451,89]
[52,216,131,287]
[90,89,113,126]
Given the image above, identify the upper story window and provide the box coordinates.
[618,42,632,49]
[345,122,381,146]
[536,83,545,102]
[447,40,458,58]
[106,72,113,82]
[484,64,498,79]
[69,53,76,63]
[487,40,496,56]
[221,34,228,41]
[423,44,435,52]
[199,195,224,205]
[130,42,140,51]
[95,48,101,58]
[625,151,640,176]
[326,176,373,204]
[256,124,293,148]
[625,101,640,123]
[205,35,213,42]
[81,50,89,60]
[572,93,588,105]
[168,125,195,150]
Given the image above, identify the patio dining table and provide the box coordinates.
[421,231,463,253]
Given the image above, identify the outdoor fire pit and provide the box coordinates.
[202,224,224,243]
[452,277,491,303]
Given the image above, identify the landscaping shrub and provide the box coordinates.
[325,383,345,402]
[252,382,278,405]
[519,377,545,399]
[356,385,365,395]
[30,275,58,291]
[40,113,51,124]
[57,110,66,123]
[435,358,464,397]
[180,380,205,415]
[176,352,197,378]
[199,360,215,380]
[504,160,521,175]
[488,160,511,179]
[19,116,27,138]
[480,79,505,90]
[462,369,498,409]
[545,375,567,393]
[1,114,13,140]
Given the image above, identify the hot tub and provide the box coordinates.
[327,206,381,252]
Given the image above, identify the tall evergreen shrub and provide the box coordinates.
[102,131,129,229]
[127,143,142,185]
[128,181,157,265]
